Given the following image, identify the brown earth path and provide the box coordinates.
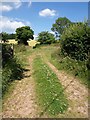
[2,55,39,118]
[46,61,88,118]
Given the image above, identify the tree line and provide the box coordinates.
[1,17,90,62]
[1,17,72,44]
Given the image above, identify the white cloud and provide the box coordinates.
[39,8,57,17]
[1,0,21,2]
[0,16,31,33]
[0,0,22,12]
[28,0,32,7]
[14,1,22,9]
[2,0,87,1]
[0,4,13,12]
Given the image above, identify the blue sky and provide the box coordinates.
[0,1,88,38]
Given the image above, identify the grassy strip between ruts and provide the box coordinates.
[33,56,68,116]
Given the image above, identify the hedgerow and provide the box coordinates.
[2,44,23,95]
[61,22,90,61]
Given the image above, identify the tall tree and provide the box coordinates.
[51,17,72,37]
[38,31,55,44]
[16,26,34,45]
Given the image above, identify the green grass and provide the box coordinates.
[50,49,89,87]
[14,44,35,66]
[33,56,68,116]
[2,44,33,96]
[34,44,89,87]
[2,57,23,95]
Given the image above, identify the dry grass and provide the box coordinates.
[7,39,18,44]
[27,40,40,47]
[6,39,40,47]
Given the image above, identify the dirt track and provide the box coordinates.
[2,48,88,118]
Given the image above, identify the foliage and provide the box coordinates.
[2,57,23,94]
[7,33,16,39]
[2,44,13,67]
[2,32,8,42]
[16,26,34,45]
[38,31,55,44]
[33,57,68,116]
[0,32,16,42]
[51,17,72,37]
[60,22,90,61]
[51,49,89,87]
[2,44,23,95]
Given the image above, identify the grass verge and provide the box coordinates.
[51,49,89,87]
[33,56,68,116]
[2,44,33,96]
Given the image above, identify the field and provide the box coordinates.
[27,40,40,47]
[6,39,18,44]
[2,44,88,118]
[5,39,40,47]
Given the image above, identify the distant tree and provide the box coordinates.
[2,32,8,43]
[7,33,16,39]
[16,26,34,45]
[51,17,72,37]
[38,31,55,44]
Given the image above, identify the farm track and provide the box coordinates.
[46,61,88,118]
[2,47,88,118]
[39,51,88,118]
[2,55,39,118]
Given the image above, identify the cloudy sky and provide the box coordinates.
[0,1,88,38]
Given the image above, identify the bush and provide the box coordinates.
[2,44,14,67]
[61,22,90,61]
[2,44,23,95]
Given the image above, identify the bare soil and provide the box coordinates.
[2,55,39,118]
[46,61,88,118]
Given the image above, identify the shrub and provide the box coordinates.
[2,44,13,67]
[60,22,90,61]
[2,44,23,95]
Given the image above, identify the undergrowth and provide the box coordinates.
[51,49,89,88]
[2,57,23,95]
[2,44,26,96]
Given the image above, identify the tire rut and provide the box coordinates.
[46,61,88,118]
[2,55,38,118]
